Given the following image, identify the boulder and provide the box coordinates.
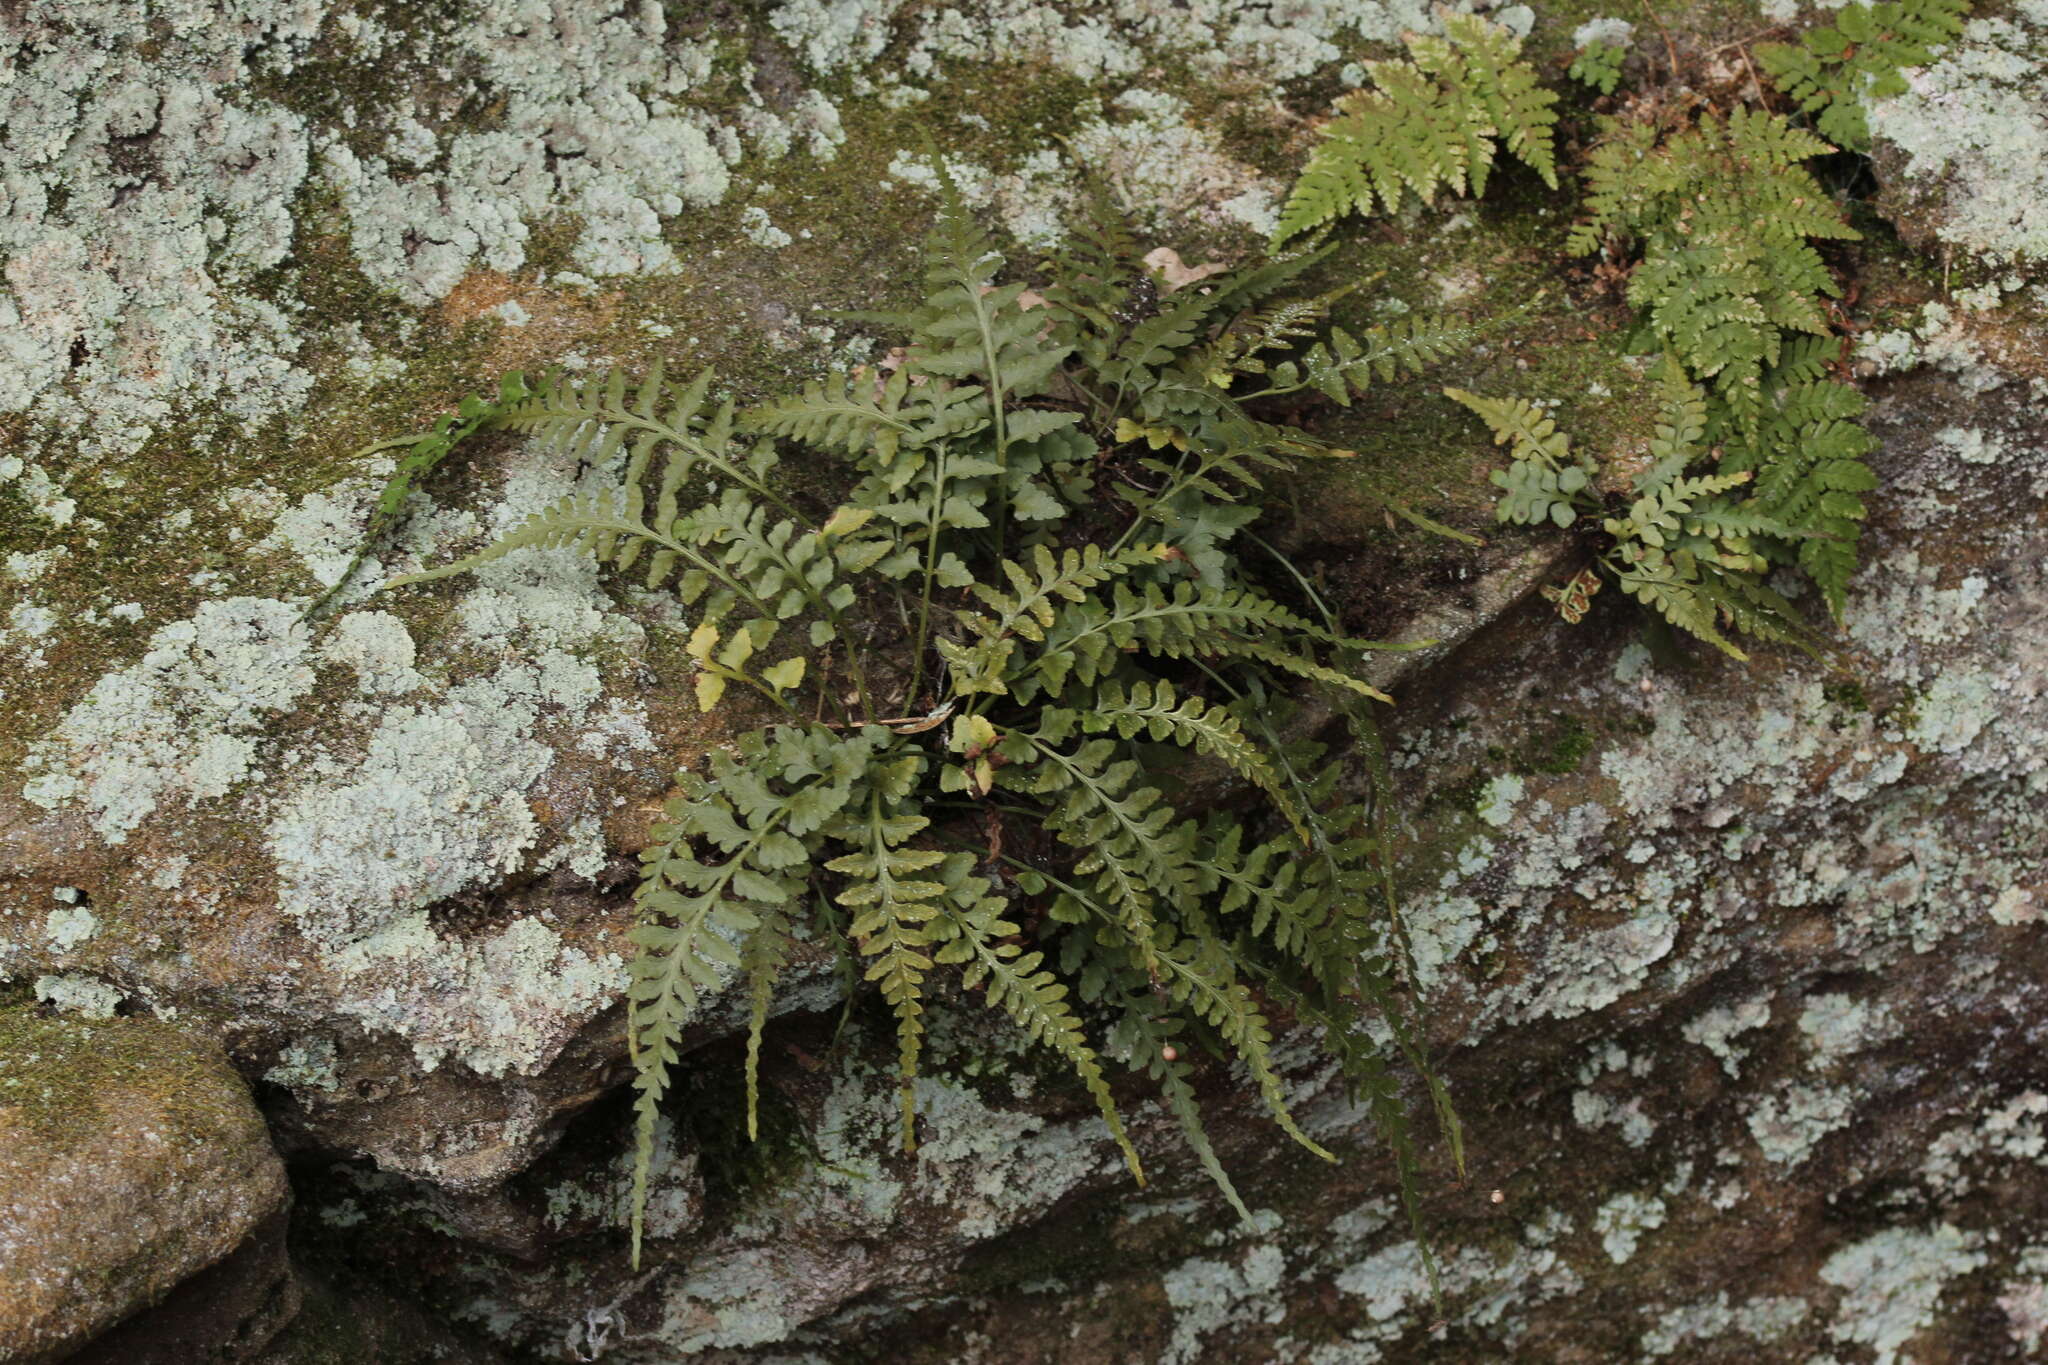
[0,1007,293,1362]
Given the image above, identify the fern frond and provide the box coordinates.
[1640,355,1710,491]
[1148,928,1334,1162]
[1245,314,1478,405]
[1488,459,1588,528]
[740,908,794,1143]
[1034,580,1378,699]
[627,728,875,1265]
[1570,40,1627,95]
[1610,557,1748,659]
[826,776,945,1149]
[1756,0,1970,152]
[1573,110,1857,429]
[494,364,803,523]
[304,371,530,619]
[931,861,1144,1183]
[1444,388,1575,469]
[1084,679,1310,844]
[744,367,918,463]
[1275,12,1558,244]
[1027,724,1201,961]
[386,489,672,588]
[1113,997,1256,1227]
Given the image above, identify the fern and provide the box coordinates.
[1564,100,1880,629]
[1572,109,1857,431]
[324,173,1471,1274]
[826,778,946,1149]
[1276,11,1559,244]
[1460,356,1830,654]
[1756,0,1971,152]
[302,372,531,620]
[1570,40,1627,95]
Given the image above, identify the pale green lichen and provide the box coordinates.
[1869,0,2048,267]
[1592,1190,1665,1265]
[33,972,125,1019]
[1820,1223,1986,1364]
[2000,1243,2048,1353]
[1638,1292,1810,1358]
[1162,1239,1288,1365]
[42,903,98,953]
[1798,992,1896,1061]
[1747,1081,1854,1165]
[0,4,318,454]
[264,1036,341,1095]
[21,597,318,842]
[1682,993,1774,1079]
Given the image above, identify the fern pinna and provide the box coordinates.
[1276,11,1559,245]
[349,174,1471,1270]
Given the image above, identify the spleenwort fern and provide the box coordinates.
[1571,108,1859,436]
[1276,11,1559,245]
[332,168,1473,1277]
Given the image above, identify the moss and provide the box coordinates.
[1824,679,1874,714]
[0,1004,252,1150]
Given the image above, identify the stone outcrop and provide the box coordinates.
[3,1,2046,1360]
[0,1008,292,1362]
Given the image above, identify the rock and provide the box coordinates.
[275,348,2048,1361]
[0,0,1560,1195]
[1869,4,2048,270]
[0,1006,292,1362]
[7,0,2048,1360]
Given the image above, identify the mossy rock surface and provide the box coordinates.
[0,1005,290,1363]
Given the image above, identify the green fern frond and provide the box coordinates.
[1756,0,1970,152]
[1033,580,1376,699]
[744,367,918,462]
[826,781,946,1150]
[1084,679,1310,844]
[494,363,802,523]
[303,371,531,619]
[1147,929,1334,1162]
[627,728,874,1265]
[1444,388,1575,469]
[1574,109,1856,427]
[1570,40,1627,94]
[931,864,1145,1183]
[1027,724,1201,959]
[1114,998,1255,1227]
[1488,459,1589,527]
[740,907,794,1143]
[385,489,670,588]
[1275,11,1558,244]
[1640,355,1710,491]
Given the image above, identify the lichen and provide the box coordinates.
[1820,1223,1986,1365]
[21,597,317,842]
[1591,1190,1665,1265]
[33,972,125,1019]
[1870,1,2048,267]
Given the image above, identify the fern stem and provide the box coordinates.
[907,444,949,705]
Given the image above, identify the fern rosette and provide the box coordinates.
[325,168,1473,1275]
